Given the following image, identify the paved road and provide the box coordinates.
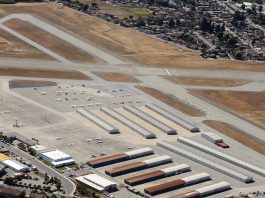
[0,142,76,197]
[0,58,265,81]
[0,14,125,65]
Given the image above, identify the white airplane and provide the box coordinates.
[71,105,77,108]
[68,143,75,146]
[53,98,62,102]
[86,138,92,142]
[136,100,141,103]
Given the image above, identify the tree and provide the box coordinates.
[252,5,257,15]
[200,17,211,31]
[56,181,62,191]
[233,10,245,22]
[256,0,263,4]
[44,173,49,183]
[259,5,263,12]
[82,4,89,12]
[4,177,14,185]
[21,191,26,198]
[168,18,175,28]
[241,3,245,10]
[91,2,97,7]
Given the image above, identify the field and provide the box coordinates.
[93,72,141,83]
[128,8,151,16]
[0,3,264,71]
[0,67,90,80]
[165,76,250,87]
[9,79,57,88]
[136,86,205,117]
[192,90,265,129]
[0,27,52,60]
[203,120,265,156]
[4,19,98,63]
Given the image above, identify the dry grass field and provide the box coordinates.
[203,120,265,156]
[0,67,91,80]
[9,79,57,88]
[165,76,250,87]
[192,90,265,129]
[0,28,52,60]
[4,19,99,63]
[136,86,205,117]
[0,3,264,71]
[93,72,141,82]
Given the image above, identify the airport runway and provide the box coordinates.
[0,14,126,65]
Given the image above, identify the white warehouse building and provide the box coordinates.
[76,174,117,192]
[1,160,29,172]
[38,150,75,168]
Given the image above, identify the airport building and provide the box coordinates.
[76,174,117,192]
[1,160,29,173]
[38,150,75,168]
[30,145,47,155]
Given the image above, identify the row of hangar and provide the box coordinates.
[77,103,200,139]
[84,136,265,197]
[85,147,232,197]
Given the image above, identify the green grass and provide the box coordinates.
[67,163,79,169]
[56,163,79,172]
[128,8,151,16]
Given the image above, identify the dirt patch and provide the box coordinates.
[203,120,265,156]
[0,67,91,80]
[136,86,205,117]
[192,90,265,129]
[1,3,265,71]
[93,72,141,83]
[4,19,98,63]
[9,79,57,88]
[0,27,52,60]
[165,76,250,87]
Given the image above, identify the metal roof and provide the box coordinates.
[201,132,222,141]
[2,160,28,171]
[143,155,172,165]
[125,147,153,157]
[76,174,116,191]
[123,105,176,135]
[30,145,47,152]
[145,103,198,131]
[161,164,190,175]
[178,136,265,177]
[77,109,119,133]
[195,182,231,195]
[40,150,71,161]
[100,107,156,139]
[157,140,253,183]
